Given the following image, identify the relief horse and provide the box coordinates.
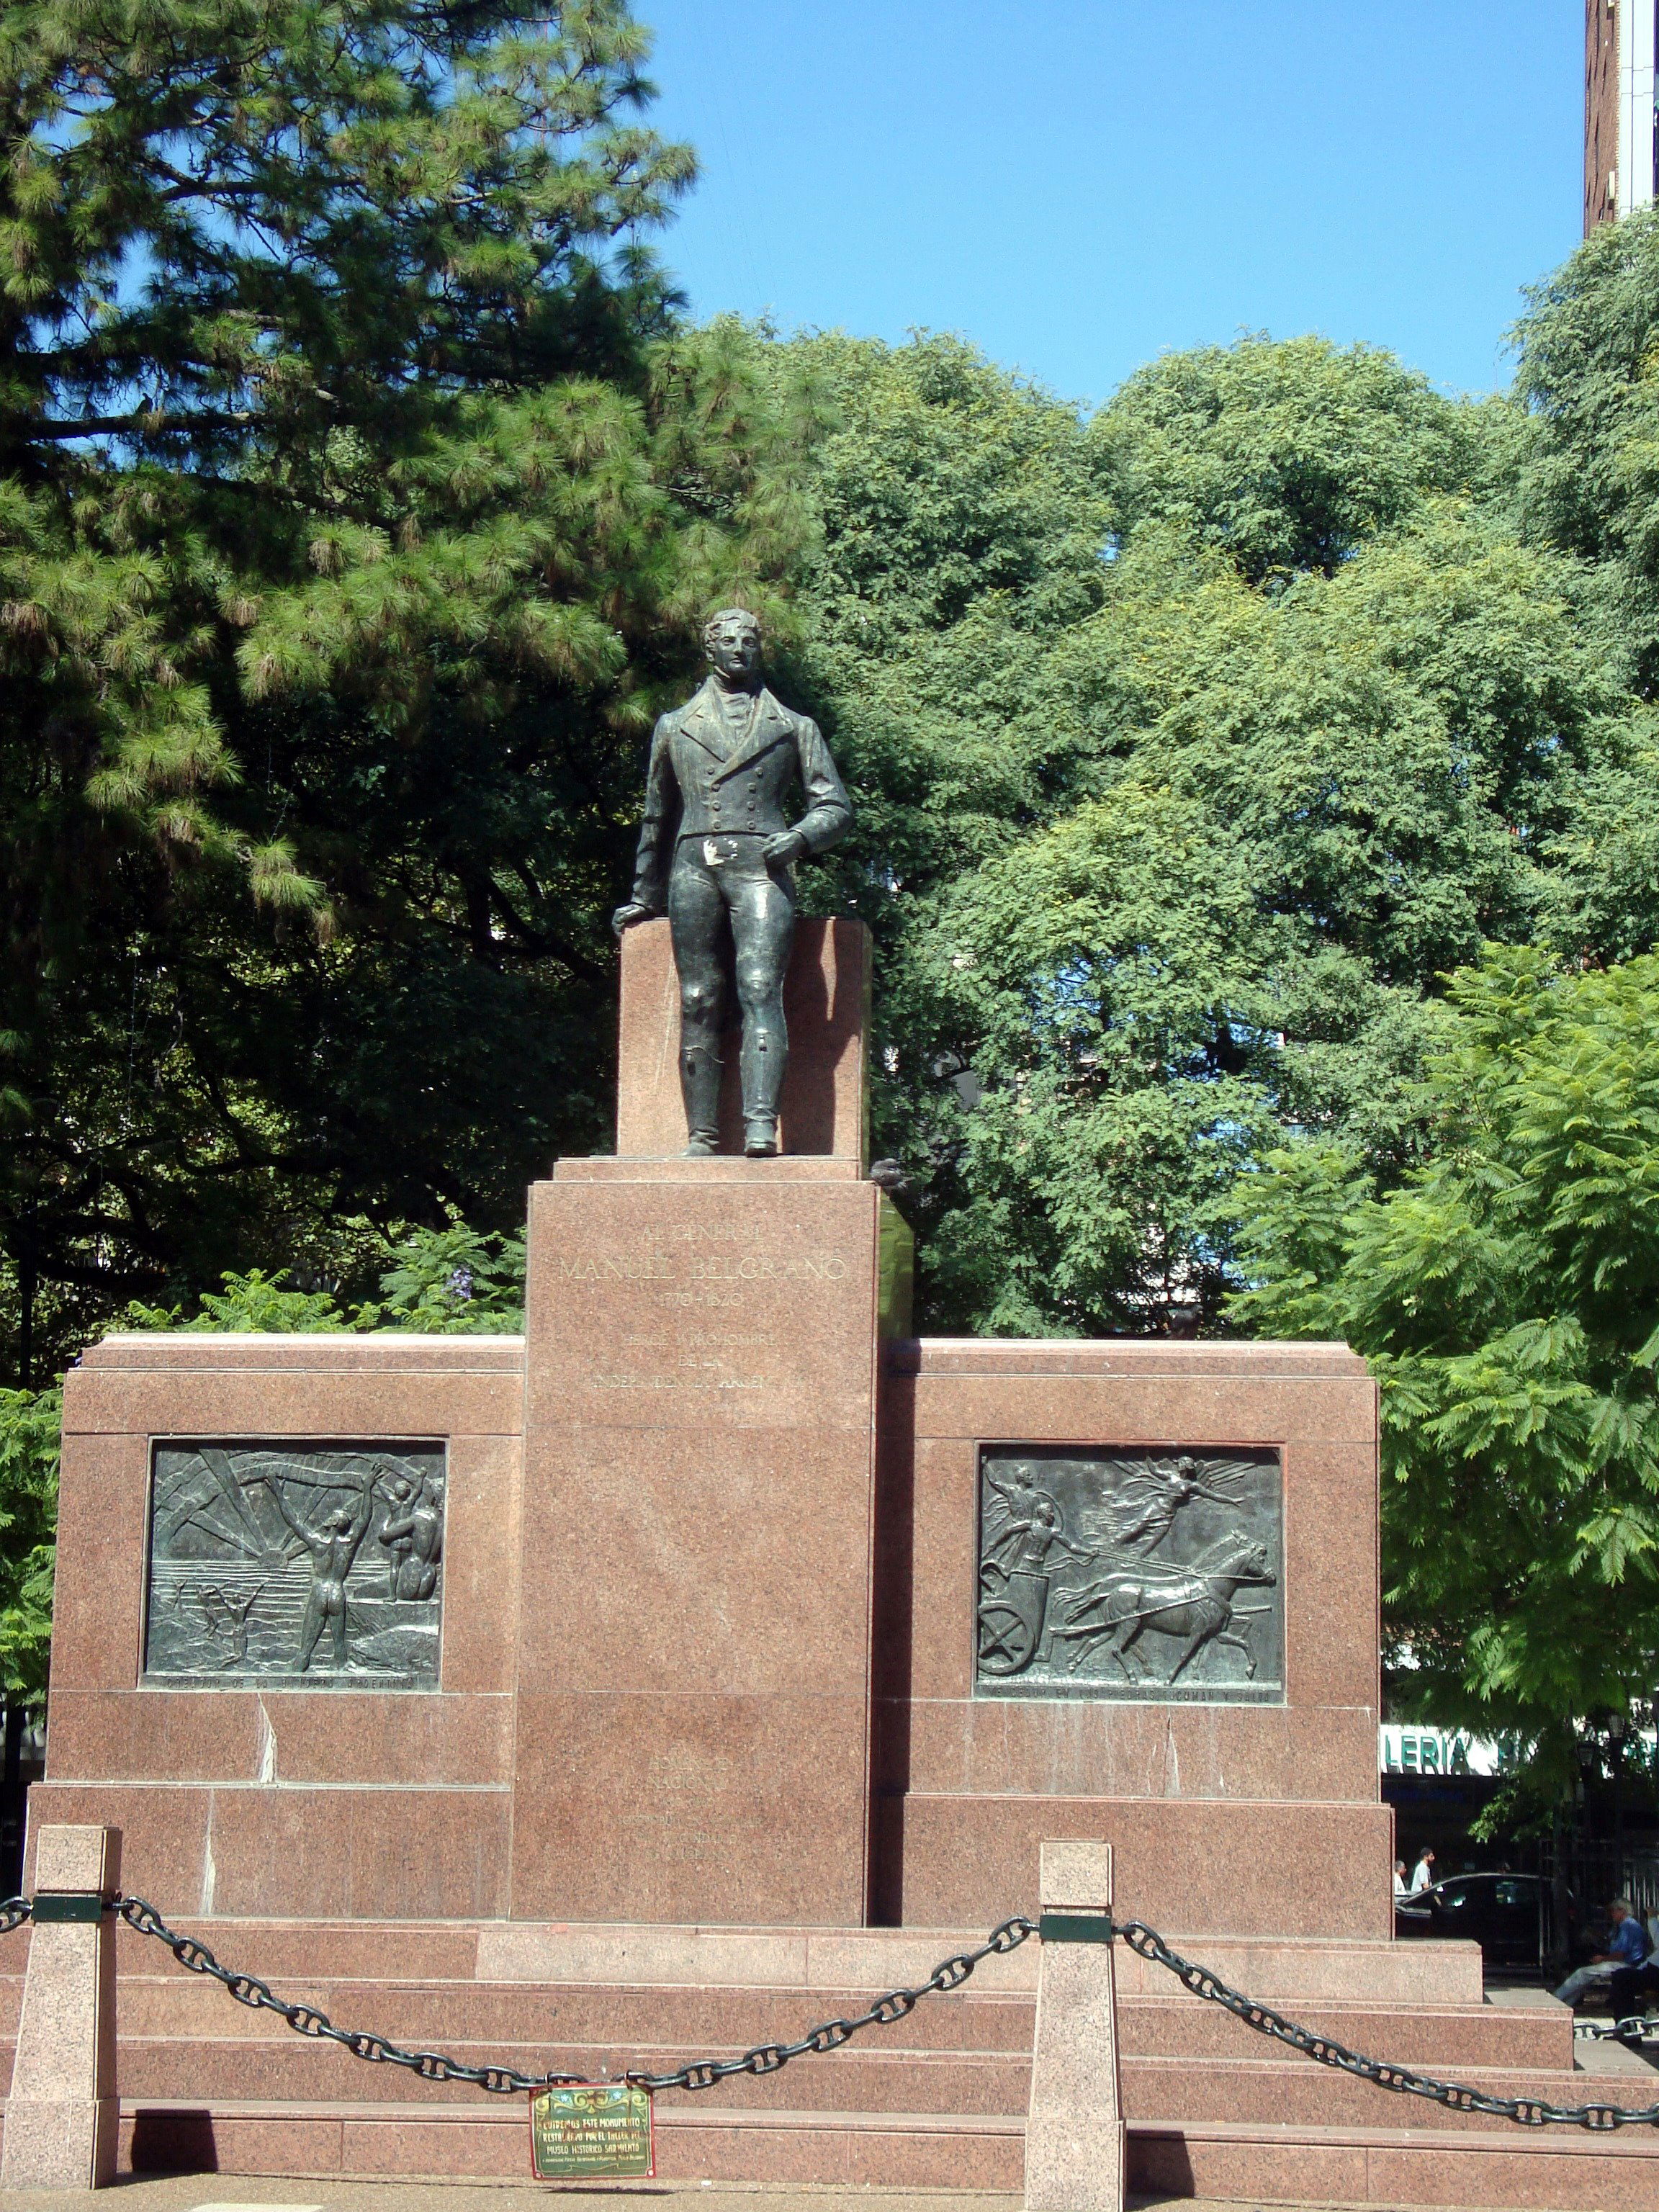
[1053,1533,1276,1685]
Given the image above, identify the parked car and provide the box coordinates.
[1394,1872,1556,1967]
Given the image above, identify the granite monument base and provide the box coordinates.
[22,925,1638,2205]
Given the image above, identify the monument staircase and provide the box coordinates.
[4,1908,1657,2203]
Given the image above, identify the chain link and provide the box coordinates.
[624,1915,1038,2092]
[115,1896,585,2096]
[1116,1915,1659,2130]
[0,1896,30,1936]
[1577,2016,1659,2046]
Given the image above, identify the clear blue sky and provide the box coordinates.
[636,0,1581,411]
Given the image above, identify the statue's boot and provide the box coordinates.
[680,1045,723,1158]
[741,1022,786,1158]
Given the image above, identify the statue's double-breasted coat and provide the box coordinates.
[627,678,853,910]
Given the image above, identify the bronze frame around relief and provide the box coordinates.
[139,1436,449,1691]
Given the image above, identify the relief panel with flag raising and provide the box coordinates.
[975,1446,1284,1704]
[143,1441,446,1688]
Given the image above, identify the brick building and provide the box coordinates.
[1586,0,1657,232]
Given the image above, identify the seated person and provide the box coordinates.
[1554,1897,1650,2008]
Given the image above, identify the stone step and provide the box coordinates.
[106,1973,1038,2051]
[113,2041,1033,2114]
[89,2096,1659,2204]
[107,1969,1573,2074]
[1133,2117,1659,2210]
[1125,2052,1596,2133]
[112,2097,1028,2190]
[105,1915,1488,2007]
[1123,1994,1573,2071]
[105,2028,1596,2134]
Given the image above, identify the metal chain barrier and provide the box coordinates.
[114,1894,585,2096]
[625,1913,1038,2091]
[1115,1915,1659,2130]
[9,1887,1654,2128]
[113,1894,1038,2098]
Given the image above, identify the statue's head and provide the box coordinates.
[703,606,763,684]
[324,1508,354,1534]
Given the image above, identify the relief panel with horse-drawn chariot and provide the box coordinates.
[974,1444,1284,1704]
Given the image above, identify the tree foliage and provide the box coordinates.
[127,1218,527,1331]
[775,331,1625,1334]
[1229,949,1659,1789]
[0,1385,58,1710]
[1,0,814,1380]
[1096,334,1480,583]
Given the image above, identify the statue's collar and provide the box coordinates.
[680,679,789,772]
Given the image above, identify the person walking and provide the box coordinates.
[1553,1897,1650,2008]
[1392,1858,1408,1902]
[1408,1847,1437,1894]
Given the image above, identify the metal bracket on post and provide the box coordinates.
[0,1824,122,2190]
[1025,1841,1124,2212]
[1038,1913,1115,1944]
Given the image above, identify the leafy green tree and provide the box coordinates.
[126,1220,527,1331]
[0,1386,58,1712]
[1,0,811,1380]
[784,331,1616,1334]
[1513,204,1659,683]
[1228,947,1659,1796]
[1095,334,1480,583]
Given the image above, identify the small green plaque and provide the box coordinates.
[529,2082,654,2180]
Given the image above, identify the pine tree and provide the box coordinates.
[0,1,811,1375]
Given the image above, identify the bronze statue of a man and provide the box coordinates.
[613,609,853,1157]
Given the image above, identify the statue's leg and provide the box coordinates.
[667,848,728,1156]
[729,858,796,1157]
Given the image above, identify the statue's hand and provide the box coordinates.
[611,900,655,938]
[762,830,806,868]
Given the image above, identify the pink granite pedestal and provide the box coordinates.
[511,1156,911,1924]
[616,915,870,1164]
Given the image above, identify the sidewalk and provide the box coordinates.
[3,2186,1019,2212]
[0,2188,1606,2212]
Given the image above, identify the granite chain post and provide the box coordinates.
[0,1824,121,2190]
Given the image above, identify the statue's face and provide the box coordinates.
[705,613,762,683]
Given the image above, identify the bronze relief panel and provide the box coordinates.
[142,1440,446,1688]
[975,1446,1284,1704]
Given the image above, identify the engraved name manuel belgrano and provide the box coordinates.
[976,1447,1284,1704]
[143,1442,445,1687]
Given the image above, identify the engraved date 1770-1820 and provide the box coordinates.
[143,1441,446,1689]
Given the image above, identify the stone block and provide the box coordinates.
[1025,1838,1123,2212]
[894,1794,1395,1938]
[616,914,870,1161]
[1,1823,121,2190]
[514,1170,896,1923]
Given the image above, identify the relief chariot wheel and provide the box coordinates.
[976,1600,1039,1676]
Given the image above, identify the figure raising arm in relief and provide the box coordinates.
[261,1476,374,1672]
[612,609,853,1159]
